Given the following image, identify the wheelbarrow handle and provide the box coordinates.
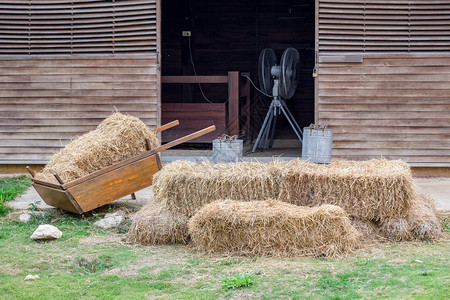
[152,125,216,153]
[152,120,180,134]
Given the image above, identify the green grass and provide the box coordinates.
[0,175,448,299]
[0,212,448,300]
[0,175,32,216]
[222,273,258,289]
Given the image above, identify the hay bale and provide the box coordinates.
[128,203,190,245]
[154,159,416,222]
[408,194,442,240]
[350,218,380,241]
[378,218,412,241]
[279,159,416,221]
[379,194,442,241]
[153,161,282,217]
[188,200,360,258]
[36,112,158,184]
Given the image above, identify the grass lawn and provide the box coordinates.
[0,175,32,216]
[0,177,449,299]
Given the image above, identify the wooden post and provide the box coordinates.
[228,71,240,137]
[240,72,251,140]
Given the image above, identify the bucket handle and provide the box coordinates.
[217,134,238,147]
[308,124,328,136]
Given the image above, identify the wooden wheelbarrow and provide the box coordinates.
[26,121,215,214]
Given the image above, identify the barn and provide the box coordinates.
[0,0,449,174]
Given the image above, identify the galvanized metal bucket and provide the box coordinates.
[301,126,333,164]
[212,135,243,163]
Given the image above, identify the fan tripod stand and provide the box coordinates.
[252,97,303,152]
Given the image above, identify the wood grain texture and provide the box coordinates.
[67,153,161,213]
[33,183,82,214]
[162,103,225,142]
[318,56,450,166]
[0,57,159,164]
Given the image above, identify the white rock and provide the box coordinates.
[94,215,124,230]
[24,275,40,281]
[19,213,31,223]
[104,212,120,218]
[30,224,62,240]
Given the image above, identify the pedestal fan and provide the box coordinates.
[252,47,303,152]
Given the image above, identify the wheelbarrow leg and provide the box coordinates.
[131,193,136,200]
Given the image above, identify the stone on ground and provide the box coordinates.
[24,275,40,281]
[94,212,124,230]
[30,224,62,240]
[19,212,31,223]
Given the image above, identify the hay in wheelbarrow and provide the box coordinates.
[128,202,190,245]
[35,112,159,184]
[279,159,417,221]
[152,161,282,217]
[188,199,360,258]
[378,194,442,241]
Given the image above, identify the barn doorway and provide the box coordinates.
[161,0,315,153]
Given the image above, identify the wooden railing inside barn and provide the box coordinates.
[161,71,251,142]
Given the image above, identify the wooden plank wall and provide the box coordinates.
[318,55,450,167]
[0,57,159,164]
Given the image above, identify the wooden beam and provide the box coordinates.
[161,75,228,84]
[240,72,251,140]
[228,71,240,137]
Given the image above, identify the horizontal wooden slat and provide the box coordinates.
[333,133,450,142]
[319,104,450,112]
[321,118,449,127]
[0,97,156,104]
[0,103,158,112]
[318,81,450,89]
[0,82,157,90]
[0,89,157,97]
[0,118,157,126]
[0,66,156,75]
[328,126,450,135]
[333,141,450,150]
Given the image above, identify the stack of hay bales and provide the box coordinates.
[130,158,442,252]
[188,200,360,258]
[35,112,159,184]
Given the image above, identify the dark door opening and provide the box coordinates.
[161,0,315,145]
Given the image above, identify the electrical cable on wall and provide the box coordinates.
[188,35,273,102]
[187,36,214,104]
[241,74,272,98]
